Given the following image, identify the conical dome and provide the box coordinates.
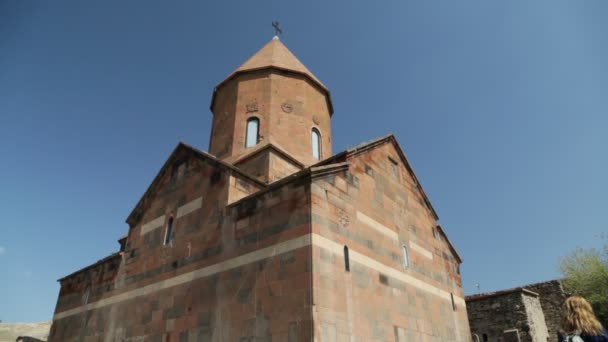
[217,37,327,91]
[209,35,334,176]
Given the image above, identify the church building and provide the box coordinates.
[49,35,471,342]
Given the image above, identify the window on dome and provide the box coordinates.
[312,128,321,160]
[245,118,259,148]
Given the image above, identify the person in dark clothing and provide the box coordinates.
[558,296,608,342]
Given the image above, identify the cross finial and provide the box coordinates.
[272,21,282,38]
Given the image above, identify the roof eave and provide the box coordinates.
[125,142,267,227]
[311,134,439,221]
[57,252,122,282]
[436,224,463,264]
[232,142,305,169]
[466,288,539,302]
[310,135,465,263]
[226,162,349,210]
[209,66,334,116]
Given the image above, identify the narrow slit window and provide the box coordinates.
[245,118,259,148]
[402,245,409,268]
[164,217,174,245]
[82,286,91,305]
[393,326,406,342]
[311,128,321,160]
[451,292,456,311]
[388,157,400,180]
[344,246,350,272]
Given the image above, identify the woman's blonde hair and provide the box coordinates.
[562,296,604,335]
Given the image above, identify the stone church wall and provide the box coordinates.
[52,253,122,317]
[310,143,470,341]
[49,157,315,341]
[49,37,472,342]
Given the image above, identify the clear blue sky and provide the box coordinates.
[1,1,606,322]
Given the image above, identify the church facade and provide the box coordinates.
[49,36,471,342]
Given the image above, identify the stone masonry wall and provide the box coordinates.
[269,150,301,182]
[50,155,314,341]
[234,150,269,182]
[467,291,528,342]
[233,147,303,184]
[466,289,550,342]
[524,280,568,339]
[52,254,122,322]
[210,70,332,167]
[522,292,549,342]
[310,142,470,341]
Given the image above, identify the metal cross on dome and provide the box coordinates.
[272,21,282,36]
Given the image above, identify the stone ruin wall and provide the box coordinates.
[522,291,549,342]
[466,280,569,342]
[467,289,547,342]
[524,280,568,339]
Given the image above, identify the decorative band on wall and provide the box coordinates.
[139,197,203,236]
[53,235,312,320]
[312,234,465,306]
[53,233,463,320]
[176,197,203,219]
[410,241,433,260]
[139,215,165,236]
[356,211,399,241]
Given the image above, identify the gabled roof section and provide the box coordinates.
[125,142,267,227]
[312,135,464,263]
[58,252,121,282]
[436,225,463,264]
[229,142,305,169]
[314,134,439,220]
[211,37,333,115]
[226,162,349,210]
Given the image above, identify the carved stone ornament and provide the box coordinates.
[312,114,320,125]
[339,209,350,228]
[281,102,293,113]
[246,102,258,113]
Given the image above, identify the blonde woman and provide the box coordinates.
[558,296,608,342]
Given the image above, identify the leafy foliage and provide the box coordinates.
[560,244,608,327]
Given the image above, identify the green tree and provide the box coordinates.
[560,244,608,327]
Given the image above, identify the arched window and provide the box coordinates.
[311,128,321,160]
[245,118,259,148]
[344,246,350,272]
[164,217,174,245]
